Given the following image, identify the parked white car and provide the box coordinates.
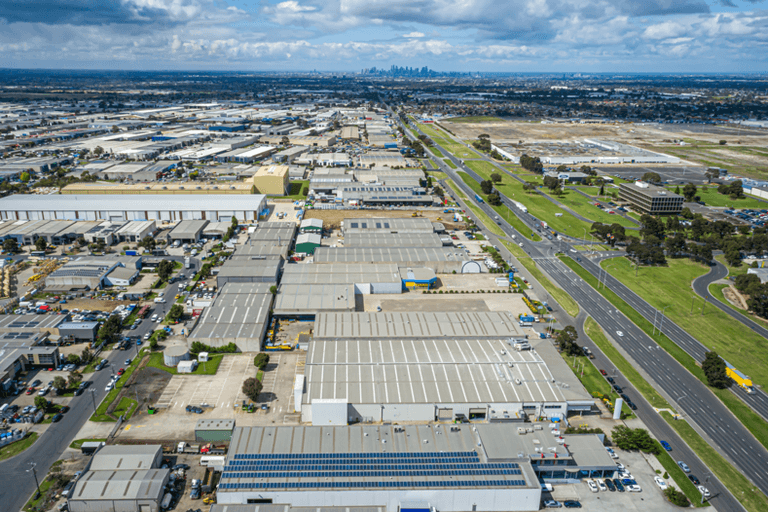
[597,479,608,492]
[654,476,668,490]
[698,485,710,498]
[105,381,114,392]
[586,479,599,493]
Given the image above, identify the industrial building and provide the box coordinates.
[58,321,100,343]
[294,233,321,255]
[68,445,169,512]
[280,264,402,294]
[299,312,592,424]
[230,240,291,261]
[195,419,236,442]
[344,232,445,248]
[251,223,298,243]
[216,424,541,511]
[0,194,268,223]
[216,259,283,285]
[337,186,433,207]
[273,284,356,317]
[45,257,142,291]
[399,267,437,289]
[0,315,64,386]
[313,247,479,274]
[189,283,273,352]
[618,181,684,215]
[342,217,436,234]
[168,220,209,243]
[299,218,323,233]
[253,165,290,195]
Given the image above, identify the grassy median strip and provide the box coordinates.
[654,444,707,506]
[661,411,768,512]
[443,158,457,169]
[562,256,768,451]
[90,353,145,422]
[69,438,107,450]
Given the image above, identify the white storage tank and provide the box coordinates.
[164,345,190,367]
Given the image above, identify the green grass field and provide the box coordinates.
[661,411,768,512]
[654,445,707,506]
[418,123,483,159]
[113,396,138,420]
[665,186,766,208]
[429,146,444,157]
[600,258,768,390]
[561,352,634,418]
[445,116,504,123]
[552,190,637,227]
[146,352,223,375]
[457,172,541,241]
[90,353,145,422]
[443,159,457,169]
[280,180,309,200]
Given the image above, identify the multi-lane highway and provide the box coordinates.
[397,113,768,505]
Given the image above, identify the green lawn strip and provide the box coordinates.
[146,352,223,375]
[661,411,768,512]
[445,116,504,123]
[426,170,447,179]
[583,317,673,410]
[654,446,707,506]
[464,203,505,237]
[443,179,468,200]
[69,437,107,450]
[273,180,309,200]
[562,256,768,453]
[548,190,636,227]
[443,159,457,169]
[429,146,444,157]
[500,239,526,260]
[41,404,65,424]
[22,471,55,512]
[90,354,145,422]
[457,171,541,241]
[715,255,750,278]
[560,352,633,418]
[665,186,766,208]
[0,432,38,461]
[599,258,768,390]
[113,396,138,420]
[257,370,264,382]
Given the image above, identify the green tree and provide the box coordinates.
[556,326,581,356]
[93,146,104,156]
[254,353,270,370]
[480,180,494,195]
[167,304,184,323]
[35,237,47,252]
[98,315,123,344]
[642,172,661,183]
[139,236,156,252]
[231,216,239,228]
[490,172,502,183]
[156,259,175,281]
[664,487,690,507]
[81,346,94,366]
[611,425,659,454]
[2,238,18,254]
[67,371,82,389]
[34,396,49,411]
[67,353,81,365]
[269,285,278,295]
[682,183,697,202]
[704,169,719,183]
[242,377,263,402]
[487,191,502,206]
[20,172,31,182]
[52,375,67,391]
[702,351,731,389]
[111,125,120,133]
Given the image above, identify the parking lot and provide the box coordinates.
[596,165,710,185]
[117,352,302,440]
[546,449,684,511]
[267,201,302,223]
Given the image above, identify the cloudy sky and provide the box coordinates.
[0,0,766,72]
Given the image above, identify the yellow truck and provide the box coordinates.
[726,363,753,393]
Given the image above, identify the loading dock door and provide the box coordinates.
[437,408,453,420]
[469,408,487,420]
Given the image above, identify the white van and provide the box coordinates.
[151,314,158,322]
[0,403,8,414]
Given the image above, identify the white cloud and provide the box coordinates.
[403,31,425,38]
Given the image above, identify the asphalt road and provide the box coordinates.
[399,115,768,506]
[0,259,197,512]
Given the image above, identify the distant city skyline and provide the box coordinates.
[0,0,767,72]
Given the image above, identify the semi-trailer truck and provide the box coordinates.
[475,194,484,204]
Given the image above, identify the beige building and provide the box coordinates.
[252,165,290,195]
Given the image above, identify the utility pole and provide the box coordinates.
[27,463,41,498]
[89,389,97,414]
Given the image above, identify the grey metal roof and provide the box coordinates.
[343,217,434,233]
[70,469,168,501]
[196,419,236,431]
[250,226,297,242]
[217,259,281,280]
[232,241,290,260]
[169,220,209,238]
[190,283,272,341]
[90,445,161,471]
[313,247,469,264]
[273,284,355,314]
[58,321,99,330]
[280,263,400,286]
[314,312,523,339]
[344,232,443,248]
[299,218,323,229]
[0,194,266,212]
[211,506,383,512]
[304,337,566,404]
[399,267,437,281]
[295,233,321,246]
[0,314,66,332]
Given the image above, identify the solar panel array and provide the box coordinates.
[221,451,525,490]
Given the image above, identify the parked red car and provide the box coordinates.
[25,387,35,395]
[599,369,607,376]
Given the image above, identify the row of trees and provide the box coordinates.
[734,273,768,319]
[242,353,271,402]
[519,154,543,174]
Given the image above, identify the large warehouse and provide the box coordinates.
[189,283,273,352]
[313,247,479,274]
[273,283,356,316]
[342,217,436,234]
[217,424,541,511]
[344,232,445,248]
[299,312,592,424]
[68,445,169,512]
[0,194,268,222]
[280,263,402,294]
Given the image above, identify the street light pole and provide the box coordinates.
[89,389,97,414]
[652,309,659,335]
[27,463,41,498]
[658,306,670,336]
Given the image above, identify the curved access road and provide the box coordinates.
[692,260,768,340]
